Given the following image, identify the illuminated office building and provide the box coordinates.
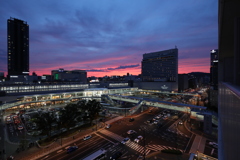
[51,68,87,83]
[7,17,29,77]
[141,48,178,82]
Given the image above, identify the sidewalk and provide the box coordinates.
[184,119,218,159]
[6,116,123,160]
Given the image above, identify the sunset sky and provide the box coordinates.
[0,0,218,77]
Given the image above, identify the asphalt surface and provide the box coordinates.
[1,106,218,160]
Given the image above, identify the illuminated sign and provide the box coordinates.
[161,85,168,89]
[10,76,18,78]
[211,50,216,53]
[55,74,59,80]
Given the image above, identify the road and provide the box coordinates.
[3,106,218,160]
[33,108,193,160]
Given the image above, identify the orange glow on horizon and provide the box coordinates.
[1,58,210,77]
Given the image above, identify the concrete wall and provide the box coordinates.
[133,81,178,92]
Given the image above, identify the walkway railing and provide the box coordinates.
[129,100,143,114]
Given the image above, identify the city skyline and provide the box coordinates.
[0,0,218,77]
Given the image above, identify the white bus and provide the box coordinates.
[82,149,107,160]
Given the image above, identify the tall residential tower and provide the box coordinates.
[7,17,29,77]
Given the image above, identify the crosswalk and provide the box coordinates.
[100,129,124,142]
[167,123,190,138]
[99,129,185,155]
[105,116,124,124]
[126,141,151,155]
[99,129,151,155]
[198,152,218,160]
[146,144,184,153]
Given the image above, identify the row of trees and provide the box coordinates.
[30,99,102,138]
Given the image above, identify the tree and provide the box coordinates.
[77,99,101,125]
[31,112,57,138]
[59,103,80,131]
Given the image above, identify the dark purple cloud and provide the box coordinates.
[86,64,140,72]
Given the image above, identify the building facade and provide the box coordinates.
[209,49,218,108]
[7,17,29,77]
[51,68,87,83]
[210,49,218,90]
[178,74,189,92]
[141,48,178,82]
[218,0,240,159]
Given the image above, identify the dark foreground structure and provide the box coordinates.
[218,0,240,159]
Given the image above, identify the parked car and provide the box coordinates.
[66,146,78,153]
[5,116,12,124]
[155,116,161,119]
[147,119,153,123]
[153,120,159,124]
[105,124,111,129]
[127,130,136,135]
[129,118,134,122]
[134,135,143,143]
[83,135,92,140]
[163,117,168,120]
[121,138,130,144]
[110,151,122,160]
[18,125,24,130]
[209,142,218,148]
[6,155,14,160]
[209,142,218,146]
[178,121,183,125]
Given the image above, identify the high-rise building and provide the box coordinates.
[210,49,218,90]
[141,48,178,82]
[7,17,29,77]
[209,49,218,108]
[218,0,240,159]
